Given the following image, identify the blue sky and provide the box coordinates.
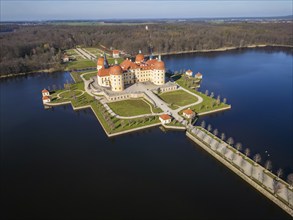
[1,0,292,21]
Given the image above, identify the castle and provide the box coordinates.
[96,51,165,92]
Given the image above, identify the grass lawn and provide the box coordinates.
[175,75,230,113]
[107,99,153,117]
[59,90,83,99]
[65,49,84,60]
[65,59,96,71]
[83,71,97,80]
[158,90,198,109]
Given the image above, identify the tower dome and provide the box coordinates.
[109,65,123,75]
[135,52,144,63]
[97,57,104,66]
[154,60,165,70]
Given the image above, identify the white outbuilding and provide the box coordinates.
[159,114,172,124]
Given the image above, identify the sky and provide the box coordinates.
[1,0,292,21]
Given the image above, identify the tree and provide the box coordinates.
[244,148,250,158]
[253,153,261,165]
[264,160,272,172]
[221,133,226,141]
[227,137,234,146]
[287,173,293,189]
[223,98,227,104]
[231,152,237,163]
[200,120,206,128]
[120,120,125,128]
[205,90,209,96]
[235,142,242,153]
[221,147,228,156]
[213,129,218,137]
[210,92,214,98]
[207,124,212,132]
[276,168,283,180]
[272,179,283,196]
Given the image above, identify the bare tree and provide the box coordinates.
[276,168,283,180]
[210,92,214,98]
[207,124,212,132]
[221,133,226,141]
[253,153,261,165]
[221,147,228,156]
[273,179,283,196]
[235,142,242,153]
[287,173,293,189]
[120,120,125,128]
[200,120,206,129]
[231,152,237,163]
[264,160,272,172]
[227,137,234,146]
[244,148,250,158]
[223,98,227,104]
[205,90,209,96]
[213,129,218,137]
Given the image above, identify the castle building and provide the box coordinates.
[97,51,165,92]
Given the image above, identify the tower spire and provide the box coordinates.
[103,53,109,68]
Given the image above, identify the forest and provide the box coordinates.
[0,22,292,76]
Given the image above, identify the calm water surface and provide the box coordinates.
[1,48,292,219]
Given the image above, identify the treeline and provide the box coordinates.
[1,22,292,76]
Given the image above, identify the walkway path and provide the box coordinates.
[57,90,84,99]
[187,126,293,216]
[81,48,97,59]
[74,49,87,59]
[175,87,203,112]
[76,48,96,60]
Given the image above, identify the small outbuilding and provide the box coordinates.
[185,69,193,77]
[159,114,172,124]
[195,72,203,80]
[62,54,69,63]
[42,89,50,97]
[112,50,120,58]
[182,108,195,119]
[42,96,51,104]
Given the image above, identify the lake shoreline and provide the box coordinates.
[1,44,292,79]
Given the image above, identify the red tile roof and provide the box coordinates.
[135,53,144,63]
[42,96,50,100]
[195,72,202,76]
[160,114,171,120]
[97,68,110,77]
[183,109,194,115]
[186,70,192,73]
[113,50,119,54]
[109,65,123,75]
[97,57,104,66]
[42,89,49,93]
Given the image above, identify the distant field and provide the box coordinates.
[66,49,84,60]
[84,48,109,56]
[65,59,96,71]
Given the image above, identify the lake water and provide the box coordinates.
[1,48,292,219]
